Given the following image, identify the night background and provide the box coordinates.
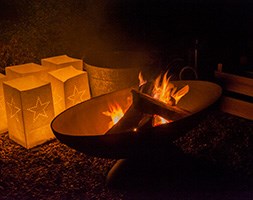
[1,1,253,199]
[1,0,253,78]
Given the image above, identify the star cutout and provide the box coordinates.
[27,97,50,122]
[67,86,86,106]
[6,98,21,122]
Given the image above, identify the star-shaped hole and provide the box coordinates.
[67,86,86,106]
[27,97,50,122]
[7,98,21,122]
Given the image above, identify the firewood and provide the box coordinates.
[105,105,152,135]
[131,89,190,121]
[136,113,153,130]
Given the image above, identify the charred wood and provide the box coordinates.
[131,89,190,121]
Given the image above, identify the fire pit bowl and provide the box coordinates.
[51,81,221,158]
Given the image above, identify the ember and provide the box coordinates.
[153,114,172,127]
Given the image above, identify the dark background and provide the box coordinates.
[0,0,253,79]
[1,1,253,199]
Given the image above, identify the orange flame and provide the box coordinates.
[138,71,147,87]
[103,102,125,129]
[103,71,189,130]
[152,71,175,105]
[139,71,189,127]
[153,115,173,127]
[171,84,190,105]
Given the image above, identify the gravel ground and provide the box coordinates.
[1,110,253,200]
[0,133,122,200]
[1,2,253,199]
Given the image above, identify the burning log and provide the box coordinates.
[105,105,153,135]
[106,88,190,135]
[131,89,190,121]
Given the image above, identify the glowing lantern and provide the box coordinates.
[41,55,83,71]
[3,75,55,149]
[5,63,49,81]
[48,66,91,115]
[0,73,8,134]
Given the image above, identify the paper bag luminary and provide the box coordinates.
[0,73,8,134]
[3,75,55,149]
[41,55,83,71]
[5,63,49,81]
[48,66,91,115]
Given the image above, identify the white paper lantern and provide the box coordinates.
[48,66,91,115]
[3,75,55,148]
[41,55,83,71]
[0,73,8,134]
[5,63,49,81]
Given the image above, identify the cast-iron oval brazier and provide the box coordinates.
[51,81,222,159]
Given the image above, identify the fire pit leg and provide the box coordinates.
[106,159,128,186]
[106,156,189,188]
[105,143,189,188]
[106,150,234,191]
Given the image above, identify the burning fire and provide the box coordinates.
[139,71,189,127]
[153,114,172,126]
[103,71,189,130]
[151,71,189,105]
[138,71,147,87]
[103,102,125,129]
